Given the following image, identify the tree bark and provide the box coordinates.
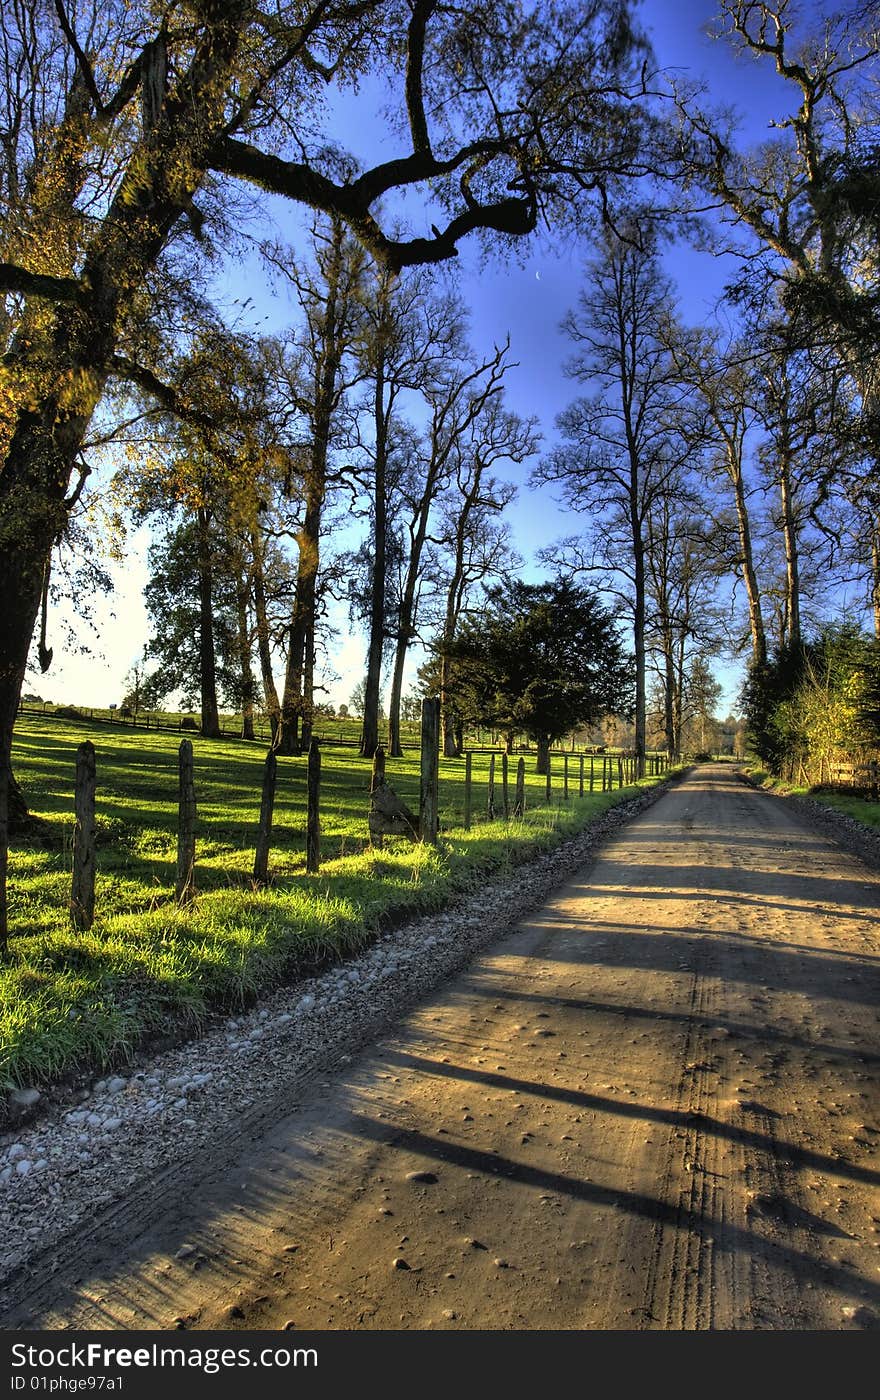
[276,222,349,757]
[196,506,221,738]
[388,482,436,756]
[536,734,551,775]
[301,614,315,751]
[235,569,255,740]
[867,520,873,641]
[728,446,767,669]
[663,630,676,758]
[251,533,282,742]
[440,650,461,757]
[360,334,389,759]
[277,473,322,756]
[632,525,647,778]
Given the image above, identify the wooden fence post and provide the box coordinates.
[253,750,278,885]
[71,741,97,930]
[514,757,525,818]
[487,753,496,820]
[589,756,594,793]
[579,754,584,797]
[501,753,509,820]
[464,751,472,830]
[617,755,623,789]
[306,739,321,872]
[420,698,440,843]
[175,738,197,905]
[563,754,569,801]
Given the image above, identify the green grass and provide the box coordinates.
[2,714,676,1094]
[805,792,880,829]
[743,763,880,826]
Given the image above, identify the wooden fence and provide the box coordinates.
[37,700,672,933]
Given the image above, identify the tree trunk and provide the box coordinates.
[196,506,221,738]
[871,519,880,639]
[251,534,282,742]
[360,341,388,759]
[387,629,409,758]
[277,486,321,756]
[777,429,801,651]
[235,571,255,740]
[275,225,348,755]
[301,614,315,751]
[0,765,8,954]
[632,528,647,778]
[440,651,460,757]
[5,768,30,833]
[664,635,676,758]
[729,449,767,669]
[0,383,95,869]
[535,734,551,775]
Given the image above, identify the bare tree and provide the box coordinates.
[664,326,769,668]
[353,273,466,758]
[386,341,517,756]
[435,399,535,756]
[673,0,880,627]
[261,217,367,754]
[535,228,690,776]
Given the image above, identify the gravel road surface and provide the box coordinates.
[2,763,878,1331]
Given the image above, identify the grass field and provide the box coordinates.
[2,713,675,1094]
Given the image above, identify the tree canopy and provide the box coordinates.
[447,578,632,770]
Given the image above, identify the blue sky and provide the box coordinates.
[37,1,813,716]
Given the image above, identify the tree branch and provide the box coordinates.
[210,135,535,270]
[0,261,82,303]
[406,0,437,156]
[108,356,219,429]
[52,0,105,113]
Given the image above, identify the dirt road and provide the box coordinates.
[5,764,880,1331]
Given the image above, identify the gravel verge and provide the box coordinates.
[0,779,682,1296]
[786,796,880,870]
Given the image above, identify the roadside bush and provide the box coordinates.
[742,623,880,782]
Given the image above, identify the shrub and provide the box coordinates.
[742,624,880,782]
[54,705,83,720]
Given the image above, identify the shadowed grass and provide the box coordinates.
[2,714,675,1092]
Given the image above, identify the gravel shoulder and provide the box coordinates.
[2,763,879,1332]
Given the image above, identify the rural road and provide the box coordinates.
[5,763,880,1331]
